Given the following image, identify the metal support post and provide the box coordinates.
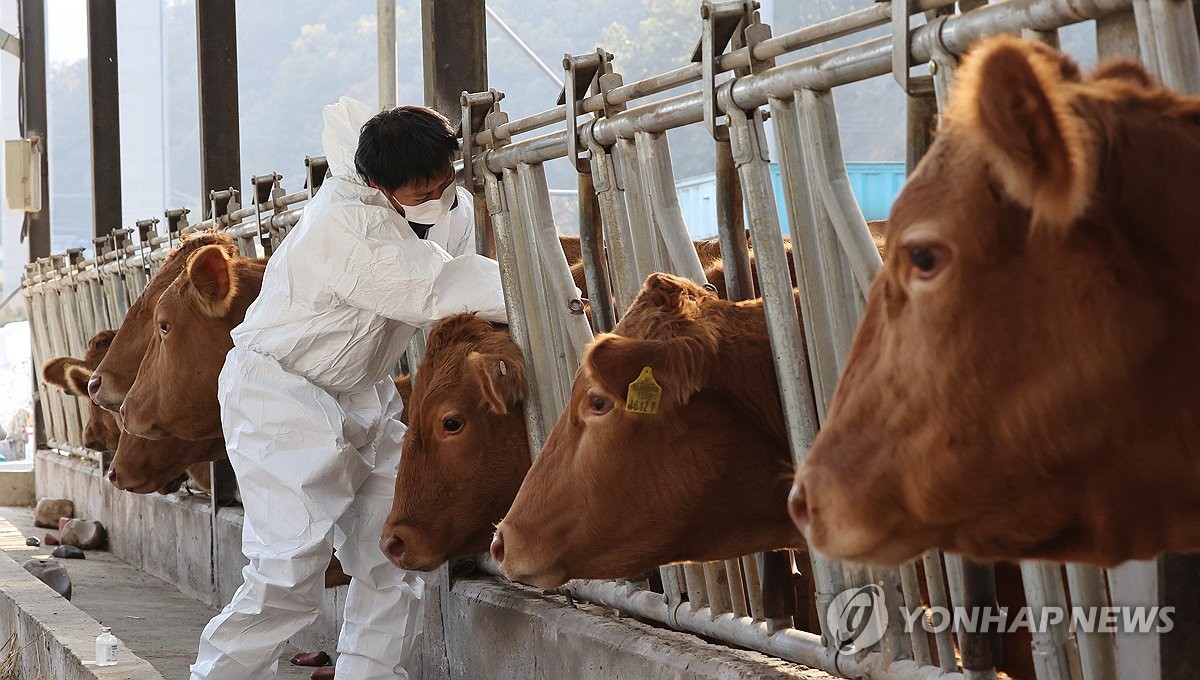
[195,0,241,220]
[87,0,121,237]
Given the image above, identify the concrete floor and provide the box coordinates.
[0,505,322,679]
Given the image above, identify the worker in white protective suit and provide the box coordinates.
[190,97,507,680]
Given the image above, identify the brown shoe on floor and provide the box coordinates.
[289,651,331,667]
[310,666,335,680]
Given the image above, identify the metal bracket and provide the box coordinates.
[209,188,239,224]
[717,82,770,166]
[163,208,190,248]
[694,1,758,140]
[461,89,505,194]
[92,236,113,259]
[135,218,160,250]
[65,247,84,269]
[251,172,284,253]
[305,156,330,198]
[926,14,959,114]
[892,0,914,93]
[559,49,610,172]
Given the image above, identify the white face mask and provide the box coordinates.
[399,183,456,224]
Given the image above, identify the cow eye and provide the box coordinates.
[587,394,612,415]
[442,417,463,434]
[158,321,171,336]
[907,245,947,280]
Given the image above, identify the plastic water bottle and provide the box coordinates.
[95,626,118,666]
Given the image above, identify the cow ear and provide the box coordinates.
[584,334,712,411]
[468,352,525,415]
[394,374,412,425]
[1090,58,1156,88]
[187,244,237,317]
[65,365,94,398]
[947,36,1093,229]
[42,356,85,395]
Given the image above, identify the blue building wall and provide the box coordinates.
[674,162,905,239]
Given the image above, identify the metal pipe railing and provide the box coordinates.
[479,0,1131,174]
[473,0,958,147]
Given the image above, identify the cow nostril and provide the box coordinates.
[490,531,506,565]
[380,535,407,566]
[87,374,102,400]
[107,468,118,486]
[788,480,810,532]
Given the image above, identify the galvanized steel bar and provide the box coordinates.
[959,561,1001,679]
[515,163,591,401]
[900,562,934,668]
[613,137,661,280]
[1020,562,1085,680]
[724,558,749,618]
[796,89,882,297]
[577,172,615,332]
[483,171,548,454]
[1144,0,1200,93]
[631,132,707,284]
[504,168,566,429]
[703,561,733,616]
[923,552,960,672]
[378,0,396,108]
[516,163,594,361]
[796,95,860,373]
[1064,564,1118,680]
[563,579,967,680]
[585,142,640,315]
[713,139,753,301]
[769,95,841,413]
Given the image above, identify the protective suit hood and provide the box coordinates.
[322,96,379,181]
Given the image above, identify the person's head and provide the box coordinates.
[355,105,459,210]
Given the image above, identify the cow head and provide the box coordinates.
[107,433,226,494]
[492,274,803,588]
[380,314,530,571]
[89,231,238,412]
[41,333,121,452]
[121,244,265,440]
[791,37,1200,567]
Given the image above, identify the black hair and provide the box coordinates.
[354,105,459,192]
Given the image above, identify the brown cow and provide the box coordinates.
[485,273,802,588]
[790,37,1200,567]
[89,230,240,412]
[379,233,810,574]
[42,330,119,450]
[40,330,218,494]
[120,244,266,441]
[380,314,528,571]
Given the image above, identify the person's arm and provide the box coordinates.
[328,204,507,325]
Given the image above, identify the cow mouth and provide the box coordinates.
[490,529,570,589]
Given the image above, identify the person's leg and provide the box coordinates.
[332,381,425,680]
[191,350,374,680]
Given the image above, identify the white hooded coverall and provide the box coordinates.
[190,97,507,680]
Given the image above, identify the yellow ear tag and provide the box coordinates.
[625,366,662,415]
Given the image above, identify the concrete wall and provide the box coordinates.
[0,548,164,679]
[35,451,829,679]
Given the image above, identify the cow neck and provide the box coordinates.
[697,296,788,443]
